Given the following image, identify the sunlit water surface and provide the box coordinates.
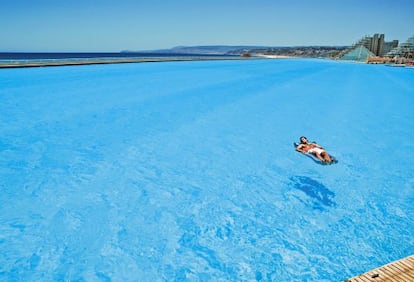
[1,59,413,281]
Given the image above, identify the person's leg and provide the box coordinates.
[321,152,332,163]
[314,153,325,162]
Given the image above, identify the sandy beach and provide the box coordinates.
[254,54,293,59]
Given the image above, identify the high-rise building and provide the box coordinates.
[359,33,386,56]
[382,40,399,56]
[371,34,384,56]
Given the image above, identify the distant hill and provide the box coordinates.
[164,46,266,54]
[122,46,266,55]
[122,45,348,58]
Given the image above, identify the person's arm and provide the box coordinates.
[296,144,307,153]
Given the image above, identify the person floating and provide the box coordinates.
[295,136,333,164]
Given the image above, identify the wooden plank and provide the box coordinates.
[346,255,414,282]
[387,264,413,281]
[398,260,414,277]
[383,264,407,282]
[350,276,364,282]
[375,267,398,282]
[392,261,413,276]
[398,260,413,270]
[390,263,412,279]
[355,275,372,282]
[404,257,414,266]
[350,276,371,282]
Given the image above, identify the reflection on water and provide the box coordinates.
[290,176,336,210]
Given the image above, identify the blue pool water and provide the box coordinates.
[0,59,413,281]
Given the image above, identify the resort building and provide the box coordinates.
[387,35,414,59]
[382,40,399,55]
[341,45,375,61]
[341,33,399,61]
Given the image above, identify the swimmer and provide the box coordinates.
[296,136,333,164]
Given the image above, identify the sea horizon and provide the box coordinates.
[0,51,239,60]
[0,52,242,68]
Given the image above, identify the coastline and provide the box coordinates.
[254,54,293,59]
[0,56,249,69]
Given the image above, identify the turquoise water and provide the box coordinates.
[0,59,413,281]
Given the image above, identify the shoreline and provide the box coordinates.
[0,56,251,69]
[254,54,293,59]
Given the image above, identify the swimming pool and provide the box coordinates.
[1,59,413,281]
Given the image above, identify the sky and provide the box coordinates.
[1,0,413,52]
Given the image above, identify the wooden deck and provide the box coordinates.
[345,255,414,282]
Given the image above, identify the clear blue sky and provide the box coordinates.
[1,0,413,52]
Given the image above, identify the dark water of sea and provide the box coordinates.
[0,52,233,60]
